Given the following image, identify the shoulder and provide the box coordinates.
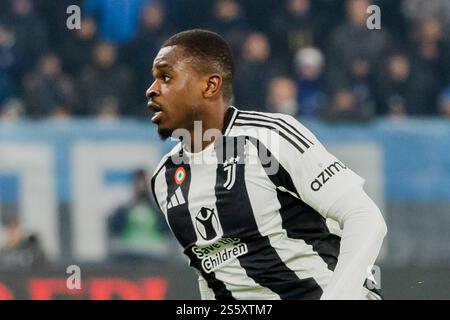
[230,109,318,153]
[233,109,311,134]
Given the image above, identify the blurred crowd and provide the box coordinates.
[1,0,450,122]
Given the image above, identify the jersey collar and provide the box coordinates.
[222,105,238,136]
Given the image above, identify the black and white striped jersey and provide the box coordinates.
[151,106,365,300]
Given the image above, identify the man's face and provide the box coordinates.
[146,45,204,140]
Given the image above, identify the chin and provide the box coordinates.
[157,127,173,141]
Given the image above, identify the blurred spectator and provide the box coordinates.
[205,0,250,57]
[402,0,450,34]
[415,17,450,76]
[346,56,376,117]
[4,0,49,76]
[124,3,173,114]
[407,18,450,115]
[83,0,148,43]
[23,53,77,118]
[0,24,19,104]
[107,169,170,261]
[376,51,413,116]
[294,47,326,117]
[78,42,134,116]
[322,88,372,122]
[59,17,98,76]
[50,104,72,120]
[0,98,24,121]
[95,95,120,122]
[0,215,47,269]
[234,32,274,111]
[438,86,450,118]
[373,0,406,40]
[326,53,377,121]
[269,0,316,62]
[126,3,172,57]
[266,76,299,116]
[326,0,392,92]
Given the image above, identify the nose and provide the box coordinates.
[146,80,160,99]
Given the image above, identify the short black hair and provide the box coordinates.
[162,29,234,102]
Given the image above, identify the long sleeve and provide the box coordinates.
[250,114,387,299]
[320,185,387,299]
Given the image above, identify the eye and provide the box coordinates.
[163,75,171,83]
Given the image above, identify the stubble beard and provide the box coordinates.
[158,127,173,140]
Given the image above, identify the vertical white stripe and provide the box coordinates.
[171,193,179,207]
[175,186,186,204]
[197,274,215,300]
[186,147,222,246]
[228,165,236,190]
[223,165,232,188]
[154,166,168,216]
[211,140,280,300]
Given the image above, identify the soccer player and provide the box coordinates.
[147,29,387,300]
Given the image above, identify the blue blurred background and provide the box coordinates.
[0,0,449,299]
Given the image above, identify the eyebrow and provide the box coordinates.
[153,62,173,71]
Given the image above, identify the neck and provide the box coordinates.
[184,102,229,153]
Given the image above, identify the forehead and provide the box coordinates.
[153,45,191,70]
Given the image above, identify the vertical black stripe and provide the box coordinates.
[214,136,322,299]
[273,191,341,271]
[165,156,195,248]
[185,250,236,300]
[164,154,234,299]
[247,136,340,271]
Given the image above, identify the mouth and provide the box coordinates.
[147,101,163,124]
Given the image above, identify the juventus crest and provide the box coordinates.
[223,156,240,190]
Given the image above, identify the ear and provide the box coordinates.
[203,74,223,99]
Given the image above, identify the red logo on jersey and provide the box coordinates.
[174,167,186,185]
